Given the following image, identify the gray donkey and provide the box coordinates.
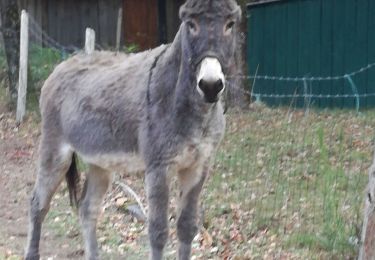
[25,0,242,259]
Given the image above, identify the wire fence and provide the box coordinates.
[0,14,372,259]
[228,59,375,112]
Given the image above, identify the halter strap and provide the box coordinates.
[146,46,169,107]
[191,51,223,69]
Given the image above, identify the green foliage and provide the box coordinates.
[0,47,8,89]
[0,47,6,69]
[26,45,65,112]
[28,44,64,90]
[121,43,139,53]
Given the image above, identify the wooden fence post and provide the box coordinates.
[85,28,95,54]
[116,7,123,51]
[16,10,29,123]
[359,157,375,260]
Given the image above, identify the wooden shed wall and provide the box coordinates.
[20,0,184,51]
[21,0,122,49]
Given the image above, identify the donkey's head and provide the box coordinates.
[179,0,241,103]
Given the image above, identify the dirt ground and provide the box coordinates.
[0,107,101,259]
[0,109,190,260]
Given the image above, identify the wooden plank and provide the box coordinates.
[354,0,368,108]
[123,0,158,50]
[27,0,42,45]
[285,0,299,106]
[165,0,184,42]
[47,0,58,45]
[16,10,29,123]
[41,0,48,46]
[367,0,375,107]
[297,0,310,107]
[274,2,287,106]
[80,0,99,47]
[62,0,73,47]
[61,0,72,48]
[343,0,356,108]
[247,7,263,100]
[279,2,289,106]
[331,0,346,108]
[158,0,167,44]
[319,0,333,108]
[69,0,81,48]
[246,7,256,96]
[257,7,266,100]
[34,0,42,32]
[56,0,64,46]
[298,0,320,108]
[307,0,321,108]
[98,0,120,47]
[262,4,276,105]
[98,0,109,47]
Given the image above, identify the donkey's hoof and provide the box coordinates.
[24,253,40,260]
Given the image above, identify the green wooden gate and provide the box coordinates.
[246,0,375,108]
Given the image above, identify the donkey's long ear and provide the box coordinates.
[232,5,242,22]
[179,3,189,21]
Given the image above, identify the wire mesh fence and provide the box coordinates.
[207,106,373,258]
[0,13,374,259]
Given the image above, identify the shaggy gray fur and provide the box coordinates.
[25,0,241,259]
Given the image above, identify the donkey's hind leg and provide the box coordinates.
[176,164,209,260]
[25,141,73,260]
[79,165,111,260]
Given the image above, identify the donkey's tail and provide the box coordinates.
[66,153,80,208]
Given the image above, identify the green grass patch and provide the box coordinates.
[204,106,373,258]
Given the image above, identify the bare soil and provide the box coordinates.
[0,111,88,259]
[0,111,181,260]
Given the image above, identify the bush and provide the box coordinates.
[28,44,64,91]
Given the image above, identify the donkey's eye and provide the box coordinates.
[187,20,199,35]
[224,21,235,35]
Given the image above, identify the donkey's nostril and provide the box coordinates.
[197,78,225,103]
[198,79,224,92]
[215,79,224,92]
[198,79,204,89]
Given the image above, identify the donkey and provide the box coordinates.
[24,0,242,259]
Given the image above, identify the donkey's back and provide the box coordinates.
[40,46,168,167]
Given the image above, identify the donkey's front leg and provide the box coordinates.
[177,165,208,260]
[146,165,170,260]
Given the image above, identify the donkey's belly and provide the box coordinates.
[80,152,145,173]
